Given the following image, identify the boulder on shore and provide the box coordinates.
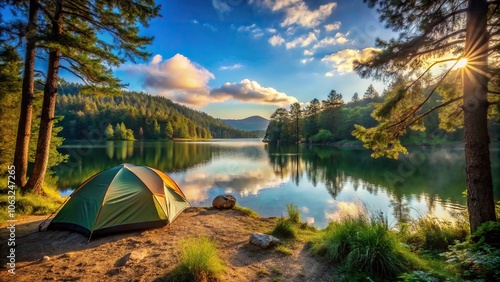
[249,233,280,249]
[212,194,236,209]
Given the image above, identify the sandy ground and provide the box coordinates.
[0,207,336,281]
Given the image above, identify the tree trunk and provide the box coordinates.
[14,0,39,188]
[25,0,63,194]
[463,0,496,232]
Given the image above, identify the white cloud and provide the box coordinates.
[202,23,217,32]
[281,2,336,28]
[136,54,215,107]
[211,0,233,20]
[210,79,298,106]
[285,32,318,49]
[255,0,336,28]
[191,19,199,24]
[219,63,243,70]
[123,54,296,107]
[300,58,314,64]
[312,32,350,50]
[321,47,381,74]
[266,28,277,33]
[269,35,285,46]
[304,49,314,56]
[237,23,258,32]
[237,24,264,38]
[324,22,341,31]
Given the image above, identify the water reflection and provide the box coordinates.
[55,140,499,228]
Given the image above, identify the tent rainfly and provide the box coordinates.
[48,163,189,239]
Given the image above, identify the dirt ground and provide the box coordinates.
[0,207,337,281]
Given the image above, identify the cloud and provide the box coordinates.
[266,27,277,33]
[237,23,264,38]
[191,19,199,24]
[256,0,336,28]
[312,32,350,50]
[219,63,243,70]
[211,0,233,20]
[304,49,314,56]
[129,54,215,107]
[210,79,298,106]
[269,34,285,46]
[300,58,314,64]
[124,54,296,107]
[202,23,217,32]
[324,22,341,31]
[280,2,336,28]
[321,47,381,74]
[285,32,318,49]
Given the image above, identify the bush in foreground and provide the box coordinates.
[400,216,468,251]
[167,236,225,282]
[311,204,422,279]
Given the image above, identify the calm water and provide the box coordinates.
[54,139,500,228]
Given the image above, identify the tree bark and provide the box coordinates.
[14,0,39,188]
[25,0,63,194]
[463,0,496,232]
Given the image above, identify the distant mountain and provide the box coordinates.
[220,116,270,132]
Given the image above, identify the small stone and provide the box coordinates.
[249,233,280,249]
[129,249,148,261]
[43,256,50,261]
[212,194,236,209]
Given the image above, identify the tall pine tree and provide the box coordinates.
[24,0,160,193]
[353,0,499,231]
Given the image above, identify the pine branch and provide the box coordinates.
[385,59,460,130]
[407,96,463,127]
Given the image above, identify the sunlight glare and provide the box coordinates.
[454,58,468,69]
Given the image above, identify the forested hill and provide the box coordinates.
[54,82,256,140]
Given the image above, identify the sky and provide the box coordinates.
[109,0,396,119]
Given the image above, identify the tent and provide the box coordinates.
[48,163,189,239]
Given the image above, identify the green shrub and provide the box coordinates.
[311,204,421,279]
[286,203,300,224]
[168,236,225,282]
[272,218,297,239]
[470,221,500,248]
[309,129,333,143]
[345,223,410,278]
[401,216,468,250]
[443,240,500,280]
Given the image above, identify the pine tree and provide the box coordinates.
[363,84,379,100]
[25,0,160,193]
[351,92,360,103]
[104,124,114,140]
[353,0,499,231]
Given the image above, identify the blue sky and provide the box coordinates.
[112,0,394,119]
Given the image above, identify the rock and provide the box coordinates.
[129,249,148,261]
[212,194,236,209]
[115,249,149,267]
[249,233,280,249]
[43,256,50,261]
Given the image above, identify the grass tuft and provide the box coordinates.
[0,182,64,222]
[167,236,225,282]
[311,202,422,279]
[233,205,260,218]
[286,203,301,224]
[275,245,293,256]
[400,215,468,250]
[272,217,297,239]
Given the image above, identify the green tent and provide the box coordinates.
[48,163,190,239]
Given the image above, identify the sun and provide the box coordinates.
[455,58,468,69]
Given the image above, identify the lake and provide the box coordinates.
[54,139,500,229]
